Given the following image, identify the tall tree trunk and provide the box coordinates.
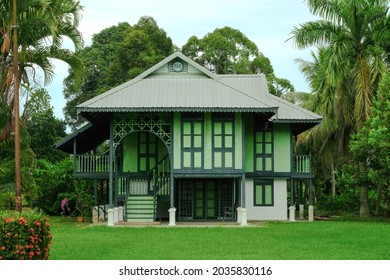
[13,0,22,213]
[331,157,336,197]
[359,184,370,217]
[359,159,370,217]
[375,185,382,216]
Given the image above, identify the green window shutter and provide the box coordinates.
[254,180,274,206]
[212,116,234,169]
[254,123,273,172]
[182,118,203,169]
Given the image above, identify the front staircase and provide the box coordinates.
[126,195,156,222]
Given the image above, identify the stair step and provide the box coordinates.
[127,209,154,214]
[126,195,156,222]
[127,218,154,222]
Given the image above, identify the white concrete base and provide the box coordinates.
[107,209,114,226]
[289,206,296,222]
[240,208,248,226]
[308,205,314,222]
[119,206,124,221]
[299,204,304,220]
[92,206,98,223]
[168,207,176,226]
[105,204,109,219]
[236,207,242,224]
[99,205,105,221]
[114,207,119,223]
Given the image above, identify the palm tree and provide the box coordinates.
[0,0,85,211]
[288,0,390,216]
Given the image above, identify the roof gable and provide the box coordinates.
[76,52,278,115]
[76,52,321,127]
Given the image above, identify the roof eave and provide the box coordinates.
[77,107,279,114]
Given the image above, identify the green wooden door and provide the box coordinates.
[178,179,235,221]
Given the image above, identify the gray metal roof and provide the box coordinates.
[76,52,322,123]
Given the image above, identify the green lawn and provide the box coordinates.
[48,217,390,260]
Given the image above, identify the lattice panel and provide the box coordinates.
[113,114,171,153]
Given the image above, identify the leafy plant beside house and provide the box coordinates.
[0,211,52,260]
[71,184,93,219]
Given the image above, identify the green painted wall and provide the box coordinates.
[204,113,212,169]
[122,133,138,172]
[234,113,243,169]
[273,123,291,172]
[173,112,181,169]
[244,114,254,172]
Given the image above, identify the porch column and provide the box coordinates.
[289,179,296,221]
[308,178,314,222]
[108,119,114,209]
[168,164,176,226]
[299,180,304,220]
[240,174,247,226]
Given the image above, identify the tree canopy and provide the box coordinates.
[63,17,174,130]
[182,26,295,96]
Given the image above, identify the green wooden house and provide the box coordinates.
[57,52,321,225]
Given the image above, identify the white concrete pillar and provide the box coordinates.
[299,204,304,220]
[114,207,119,223]
[289,205,296,222]
[105,204,109,219]
[168,207,176,226]
[92,206,98,223]
[99,205,105,221]
[236,207,242,224]
[107,208,114,226]
[240,208,248,226]
[118,206,124,221]
[308,205,314,222]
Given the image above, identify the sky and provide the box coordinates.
[45,0,318,119]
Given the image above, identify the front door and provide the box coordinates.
[177,179,235,221]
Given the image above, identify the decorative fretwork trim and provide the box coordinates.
[113,114,171,153]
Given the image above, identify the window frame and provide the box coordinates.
[254,122,274,172]
[253,180,274,206]
[212,113,235,169]
[181,116,204,169]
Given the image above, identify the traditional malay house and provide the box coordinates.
[56,52,321,225]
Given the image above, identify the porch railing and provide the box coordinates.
[293,154,311,174]
[75,155,110,173]
[151,154,170,196]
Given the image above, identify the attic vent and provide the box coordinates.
[169,59,188,72]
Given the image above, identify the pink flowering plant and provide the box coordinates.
[0,211,52,260]
[60,197,71,216]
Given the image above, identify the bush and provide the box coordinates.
[0,211,53,260]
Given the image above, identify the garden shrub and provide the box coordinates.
[0,211,52,260]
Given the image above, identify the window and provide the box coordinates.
[138,132,158,172]
[182,118,203,168]
[254,180,274,206]
[213,114,234,168]
[254,122,273,172]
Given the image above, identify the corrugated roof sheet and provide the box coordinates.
[76,52,322,123]
[77,77,277,113]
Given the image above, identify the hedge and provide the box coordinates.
[0,211,53,260]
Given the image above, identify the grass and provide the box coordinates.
[48,217,390,260]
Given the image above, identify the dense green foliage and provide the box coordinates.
[26,88,67,162]
[48,218,390,260]
[0,0,85,210]
[0,211,52,260]
[182,26,295,96]
[290,0,390,216]
[341,74,390,216]
[63,17,174,130]
[32,159,93,217]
